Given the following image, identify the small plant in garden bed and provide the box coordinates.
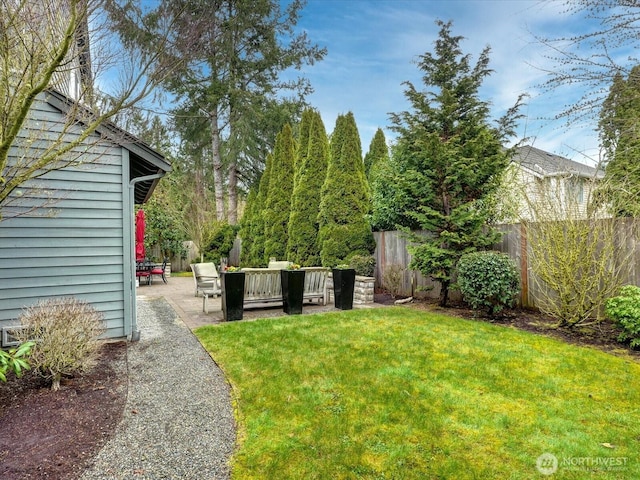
[382,263,404,298]
[15,297,105,391]
[606,285,640,348]
[0,341,34,382]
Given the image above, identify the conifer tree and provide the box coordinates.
[246,153,274,267]
[238,186,258,266]
[287,110,329,265]
[389,20,524,306]
[598,65,640,216]
[264,124,296,262]
[294,108,314,187]
[329,114,347,167]
[317,112,375,267]
[363,128,389,179]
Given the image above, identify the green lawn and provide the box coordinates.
[195,307,640,479]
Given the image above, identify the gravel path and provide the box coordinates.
[81,297,236,480]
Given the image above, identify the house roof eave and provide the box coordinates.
[43,88,171,204]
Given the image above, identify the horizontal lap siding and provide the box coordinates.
[0,98,126,339]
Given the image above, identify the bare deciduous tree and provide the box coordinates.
[510,168,636,327]
[0,0,183,220]
[536,0,640,125]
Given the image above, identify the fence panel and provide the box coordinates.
[374,220,640,308]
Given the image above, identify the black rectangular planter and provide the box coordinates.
[281,269,306,315]
[222,271,245,321]
[332,268,356,310]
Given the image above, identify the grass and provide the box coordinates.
[195,307,640,479]
[169,271,193,277]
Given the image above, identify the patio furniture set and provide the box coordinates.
[136,260,168,285]
[190,261,352,319]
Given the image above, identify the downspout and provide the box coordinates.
[128,172,166,342]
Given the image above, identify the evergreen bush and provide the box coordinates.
[248,153,274,267]
[606,285,640,348]
[204,222,240,266]
[264,124,296,262]
[348,254,376,277]
[457,251,520,317]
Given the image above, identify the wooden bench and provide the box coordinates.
[301,267,330,305]
[242,267,330,307]
[242,268,284,306]
[265,261,329,305]
[202,267,330,313]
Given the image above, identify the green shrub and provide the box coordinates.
[606,285,640,348]
[203,222,240,266]
[16,297,105,391]
[457,251,520,317]
[348,254,376,277]
[0,341,34,382]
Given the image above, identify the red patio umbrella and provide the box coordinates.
[135,209,146,261]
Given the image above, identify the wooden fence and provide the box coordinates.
[374,220,640,308]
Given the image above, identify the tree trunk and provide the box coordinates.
[439,279,450,307]
[210,108,226,222]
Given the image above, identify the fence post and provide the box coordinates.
[519,223,530,308]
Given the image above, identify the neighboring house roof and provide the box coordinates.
[44,89,171,204]
[512,145,602,180]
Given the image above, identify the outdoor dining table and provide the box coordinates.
[136,260,154,285]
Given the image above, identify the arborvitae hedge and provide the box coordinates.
[363,128,389,179]
[317,112,375,267]
[287,110,329,266]
[238,186,258,266]
[294,108,313,187]
[247,153,273,267]
[263,124,296,262]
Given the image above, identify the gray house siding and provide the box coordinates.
[0,94,146,342]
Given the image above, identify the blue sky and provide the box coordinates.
[290,0,603,164]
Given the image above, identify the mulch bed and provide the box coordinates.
[0,297,637,479]
[0,342,127,480]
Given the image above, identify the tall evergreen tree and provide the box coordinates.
[363,128,389,179]
[264,124,296,262]
[294,108,314,187]
[287,110,329,265]
[317,112,375,267]
[106,0,325,224]
[246,153,274,266]
[238,186,258,266]
[598,66,640,216]
[389,20,524,306]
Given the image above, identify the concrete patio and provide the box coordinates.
[136,274,376,330]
